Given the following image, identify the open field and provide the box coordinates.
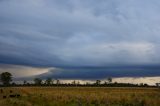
[0,87,160,106]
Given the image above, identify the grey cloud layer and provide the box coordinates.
[37,66,160,79]
[0,0,160,68]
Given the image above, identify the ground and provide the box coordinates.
[0,87,160,106]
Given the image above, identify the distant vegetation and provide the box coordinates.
[0,72,158,87]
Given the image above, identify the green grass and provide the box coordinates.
[0,87,160,106]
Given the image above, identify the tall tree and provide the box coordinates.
[0,72,12,86]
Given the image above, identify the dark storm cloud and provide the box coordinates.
[2,64,160,81]
[0,0,160,77]
[34,65,160,79]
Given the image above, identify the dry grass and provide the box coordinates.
[0,87,160,106]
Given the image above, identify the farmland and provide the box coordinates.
[0,87,160,106]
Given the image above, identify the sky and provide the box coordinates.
[0,0,160,82]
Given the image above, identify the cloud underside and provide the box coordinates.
[0,0,160,77]
[0,64,160,85]
[1,64,159,79]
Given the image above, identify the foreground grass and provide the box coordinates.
[0,87,160,106]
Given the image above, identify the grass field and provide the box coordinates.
[0,87,160,106]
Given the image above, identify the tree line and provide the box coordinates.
[0,72,152,87]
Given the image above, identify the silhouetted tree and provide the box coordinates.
[72,80,76,85]
[156,83,160,88]
[45,78,52,85]
[0,72,12,86]
[140,83,143,86]
[96,80,101,85]
[77,81,80,85]
[34,78,42,85]
[23,80,27,85]
[86,82,90,86]
[11,82,16,86]
[143,83,148,87]
[56,79,60,86]
[107,77,112,83]
[104,81,107,85]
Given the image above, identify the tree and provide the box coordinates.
[23,80,27,85]
[34,78,42,85]
[96,80,101,85]
[86,82,90,86]
[56,79,60,86]
[107,77,112,83]
[77,81,80,85]
[0,72,12,86]
[72,80,76,85]
[156,83,160,88]
[45,78,52,85]
[104,81,107,85]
